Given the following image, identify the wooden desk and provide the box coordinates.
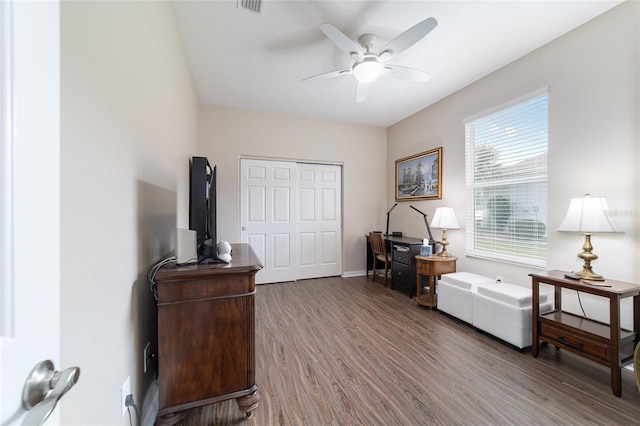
[415,256,457,308]
[365,234,429,296]
[530,270,640,397]
[154,244,263,424]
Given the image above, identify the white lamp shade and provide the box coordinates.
[557,195,620,233]
[430,207,460,230]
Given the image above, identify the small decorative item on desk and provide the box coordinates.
[420,239,432,256]
[217,241,232,263]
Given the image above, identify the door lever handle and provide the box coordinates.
[22,360,80,426]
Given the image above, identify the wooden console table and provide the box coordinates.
[154,243,262,424]
[415,255,456,308]
[530,270,640,396]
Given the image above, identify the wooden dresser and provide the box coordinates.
[154,243,262,424]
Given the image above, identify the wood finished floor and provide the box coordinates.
[180,276,640,425]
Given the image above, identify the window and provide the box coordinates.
[464,91,548,267]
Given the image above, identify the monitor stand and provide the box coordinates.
[197,243,224,264]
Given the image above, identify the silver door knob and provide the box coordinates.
[22,360,80,426]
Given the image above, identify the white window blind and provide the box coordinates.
[464,91,548,267]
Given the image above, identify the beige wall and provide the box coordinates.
[198,105,386,275]
[61,1,198,424]
[388,2,639,327]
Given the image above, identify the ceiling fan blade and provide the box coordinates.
[379,17,438,61]
[320,23,364,59]
[302,68,351,82]
[384,64,432,83]
[356,81,369,103]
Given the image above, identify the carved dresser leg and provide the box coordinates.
[236,389,261,418]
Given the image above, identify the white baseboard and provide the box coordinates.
[342,270,367,278]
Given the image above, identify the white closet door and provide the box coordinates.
[296,163,342,280]
[240,159,297,284]
[240,159,342,284]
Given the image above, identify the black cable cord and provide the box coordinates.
[576,290,587,317]
[147,256,176,302]
[125,394,140,426]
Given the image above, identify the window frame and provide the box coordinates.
[464,89,549,268]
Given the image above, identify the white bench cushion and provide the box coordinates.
[439,272,495,290]
[476,282,548,307]
[438,273,495,325]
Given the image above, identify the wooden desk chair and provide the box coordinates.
[369,232,391,287]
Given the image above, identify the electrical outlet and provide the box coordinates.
[143,342,151,373]
[121,376,130,416]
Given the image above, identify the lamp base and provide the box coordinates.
[437,229,452,257]
[573,268,605,282]
[574,233,605,281]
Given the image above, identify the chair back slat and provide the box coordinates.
[369,232,387,256]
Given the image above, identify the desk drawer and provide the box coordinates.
[392,245,411,264]
[539,319,610,362]
[392,262,410,284]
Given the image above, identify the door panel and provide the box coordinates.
[1,2,62,423]
[240,159,341,284]
[273,187,290,222]
[322,188,337,220]
[272,233,292,269]
[299,232,316,266]
[296,164,342,280]
[322,231,338,264]
[241,159,297,284]
[247,186,265,222]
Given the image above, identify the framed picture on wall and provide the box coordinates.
[395,147,442,201]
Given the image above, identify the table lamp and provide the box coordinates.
[557,194,620,281]
[430,207,460,257]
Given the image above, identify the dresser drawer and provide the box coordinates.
[539,320,610,362]
[392,245,411,264]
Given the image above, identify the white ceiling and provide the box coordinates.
[172,0,621,128]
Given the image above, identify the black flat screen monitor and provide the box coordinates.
[189,156,218,262]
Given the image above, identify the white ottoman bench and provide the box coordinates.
[438,272,553,349]
[438,272,496,325]
[473,282,553,349]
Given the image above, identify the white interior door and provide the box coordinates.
[1,1,63,424]
[240,159,298,284]
[240,159,342,284]
[296,163,342,280]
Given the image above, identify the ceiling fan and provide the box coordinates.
[303,17,438,103]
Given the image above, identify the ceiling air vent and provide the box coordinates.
[238,0,264,15]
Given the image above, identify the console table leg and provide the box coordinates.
[237,389,261,418]
[611,295,622,397]
[531,278,540,357]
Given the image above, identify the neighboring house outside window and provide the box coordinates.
[464,90,548,267]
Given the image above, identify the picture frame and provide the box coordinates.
[395,147,442,201]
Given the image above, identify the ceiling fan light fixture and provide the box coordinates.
[352,58,384,83]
